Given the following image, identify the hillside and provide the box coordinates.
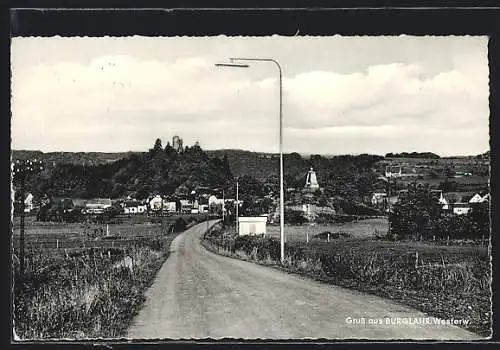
[207,150,280,181]
[12,150,141,168]
[13,143,388,204]
[13,140,233,200]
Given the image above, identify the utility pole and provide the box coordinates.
[236,180,239,234]
[222,189,225,224]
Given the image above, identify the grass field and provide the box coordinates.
[11,214,206,251]
[265,217,388,241]
[12,214,206,339]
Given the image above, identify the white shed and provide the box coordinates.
[238,216,267,236]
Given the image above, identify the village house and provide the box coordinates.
[148,195,177,213]
[198,204,209,213]
[208,195,224,207]
[371,191,387,206]
[208,196,243,211]
[24,192,34,213]
[180,199,199,213]
[122,200,148,214]
[452,203,471,215]
[442,191,489,215]
[385,166,402,178]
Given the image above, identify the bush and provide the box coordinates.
[284,209,307,225]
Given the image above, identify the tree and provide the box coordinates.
[469,202,490,240]
[284,208,307,225]
[318,192,328,209]
[153,138,163,153]
[389,182,442,240]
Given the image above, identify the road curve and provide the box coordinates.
[127,221,481,340]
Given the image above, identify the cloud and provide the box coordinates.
[283,59,488,130]
[11,37,489,156]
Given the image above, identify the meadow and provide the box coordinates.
[266,217,388,241]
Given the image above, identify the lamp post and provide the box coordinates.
[13,158,44,278]
[236,179,239,234]
[215,57,285,264]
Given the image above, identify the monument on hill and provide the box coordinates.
[305,167,320,191]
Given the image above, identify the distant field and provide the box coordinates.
[266,217,388,242]
[11,214,205,251]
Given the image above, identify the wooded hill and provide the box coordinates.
[13,139,233,200]
[12,141,385,205]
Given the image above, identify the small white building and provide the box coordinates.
[164,201,177,213]
[124,206,138,214]
[453,203,472,215]
[85,198,112,214]
[149,195,164,211]
[371,192,387,206]
[385,166,402,178]
[198,204,209,213]
[238,216,267,236]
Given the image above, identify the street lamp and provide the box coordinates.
[215,57,285,264]
[13,158,44,277]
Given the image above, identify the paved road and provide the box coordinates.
[127,221,481,340]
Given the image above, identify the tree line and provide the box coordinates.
[389,182,489,241]
[16,138,233,200]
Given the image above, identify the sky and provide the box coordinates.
[11,35,489,156]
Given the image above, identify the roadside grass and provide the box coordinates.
[202,224,491,337]
[12,215,205,340]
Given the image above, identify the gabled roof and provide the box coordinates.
[442,191,477,204]
[124,200,142,207]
